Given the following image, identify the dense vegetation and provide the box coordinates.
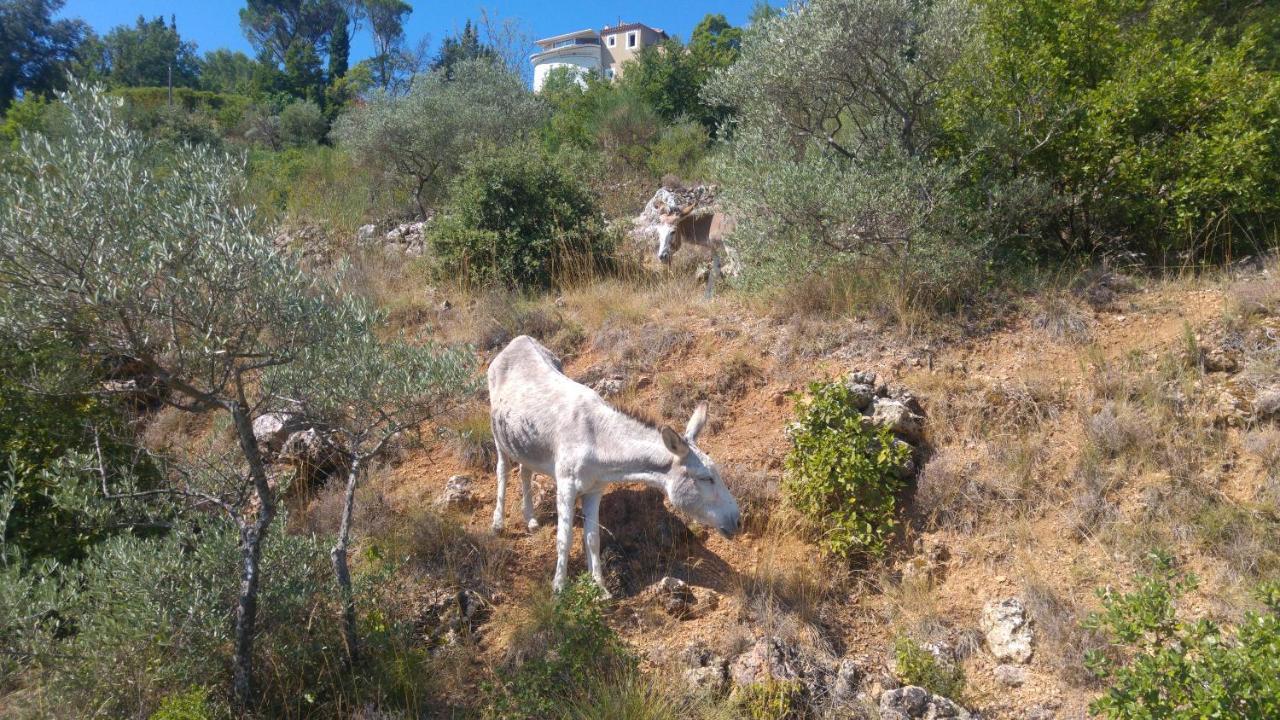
[1,0,1278,717]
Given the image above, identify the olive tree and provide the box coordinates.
[266,331,476,660]
[333,58,544,216]
[0,82,473,707]
[705,0,1000,312]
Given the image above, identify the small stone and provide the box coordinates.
[1255,388,1280,420]
[356,223,377,244]
[981,598,1034,664]
[872,399,925,442]
[435,474,476,509]
[645,576,698,618]
[844,379,877,410]
[994,663,1027,687]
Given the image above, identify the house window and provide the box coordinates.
[627,32,637,48]
[607,35,616,47]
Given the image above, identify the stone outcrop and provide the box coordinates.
[435,474,476,510]
[981,597,1034,664]
[879,686,972,720]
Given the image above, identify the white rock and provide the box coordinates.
[981,598,1034,664]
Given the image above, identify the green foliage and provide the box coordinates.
[894,637,965,699]
[431,143,610,290]
[0,343,150,563]
[199,49,259,95]
[432,19,497,79]
[489,576,634,719]
[729,679,807,720]
[784,380,911,559]
[95,15,200,88]
[0,93,66,149]
[111,86,252,140]
[0,0,88,112]
[708,0,1006,318]
[334,59,543,215]
[278,99,327,147]
[148,687,221,720]
[946,0,1280,260]
[647,119,711,180]
[1084,555,1280,719]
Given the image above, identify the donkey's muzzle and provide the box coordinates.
[717,511,742,539]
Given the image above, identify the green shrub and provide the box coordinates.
[278,100,327,147]
[728,679,807,720]
[646,119,710,180]
[784,380,912,559]
[893,637,965,699]
[1084,554,1280,719]
[432,144,611,290]
[148,687,223,720]
[0,343,149,563]
[489,576,634,719]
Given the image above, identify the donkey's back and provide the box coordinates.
[487,335,596,474]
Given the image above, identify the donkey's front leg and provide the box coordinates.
[580,491,610,598]
[491,449,510,533]
[552,481,577,593]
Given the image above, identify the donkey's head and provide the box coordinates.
[657,401,741,538]
[654,201,695,264]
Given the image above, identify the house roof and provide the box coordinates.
[533,28,598,48]
[600,22,667,39]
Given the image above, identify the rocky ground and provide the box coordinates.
[240,248,1278,718]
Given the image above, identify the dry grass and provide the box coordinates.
[443,405,496,471]
[1031,289,1092,342]
[912,448,995,533]
[1021,580,1107,687]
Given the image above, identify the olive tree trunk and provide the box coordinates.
[330,454,363,662]
[229,400,277,709]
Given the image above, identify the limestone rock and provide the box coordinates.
[981,598,1034,664]
[280,427,347,488]
[679,643,728,695]
[356,223,377,244]
[435,474,476,510]
[872,399,925,443]
[730,636,805,686]
[879,686,971,720]
[994,663,1027,687]
[1255,388,1280,420]
[645,576,698,618]
[253,412,299,456]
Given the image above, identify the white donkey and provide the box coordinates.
[488,335,740,594]
[653,201,737,298]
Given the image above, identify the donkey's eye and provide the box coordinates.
[695,474,715,484]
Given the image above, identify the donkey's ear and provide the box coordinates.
[685,401,709,442]
[661,426,689,460]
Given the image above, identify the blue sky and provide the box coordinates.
[58,1,760,63]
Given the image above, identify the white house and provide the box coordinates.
[531,23,669,92]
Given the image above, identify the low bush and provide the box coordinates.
[728,678,807,720]
[893,636,965,699]
[488,576,634,719]
[431,144,612,290]
[784,380,912,559]
[278,100,327,147]
[1085,554,1280,719]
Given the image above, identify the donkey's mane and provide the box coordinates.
[611,400,662,431]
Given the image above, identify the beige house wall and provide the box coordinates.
[600,24,667,79]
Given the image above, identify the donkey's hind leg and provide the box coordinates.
[491,449,510,533]
[519,464,538,532]
[704,251,722,300]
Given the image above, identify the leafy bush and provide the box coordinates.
[946,0,1280,260]
[784,380,911,558]
[894,637,965,699]
[278,100,327,147]
[489,576,634,719]
[334,59,544,216]
[1085,555,1280,719]
[646,119,710,180]
[728,679,807,720]
[148,686,222,720]
[432,144,610,289]
[0,343,149,563]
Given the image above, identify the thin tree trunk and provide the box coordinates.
[229,401,277,710]
[331,454,363,663]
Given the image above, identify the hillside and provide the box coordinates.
[275,254,1277,719]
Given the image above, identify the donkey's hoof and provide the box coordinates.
[490,519,504,534]
[526,518,540,532]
